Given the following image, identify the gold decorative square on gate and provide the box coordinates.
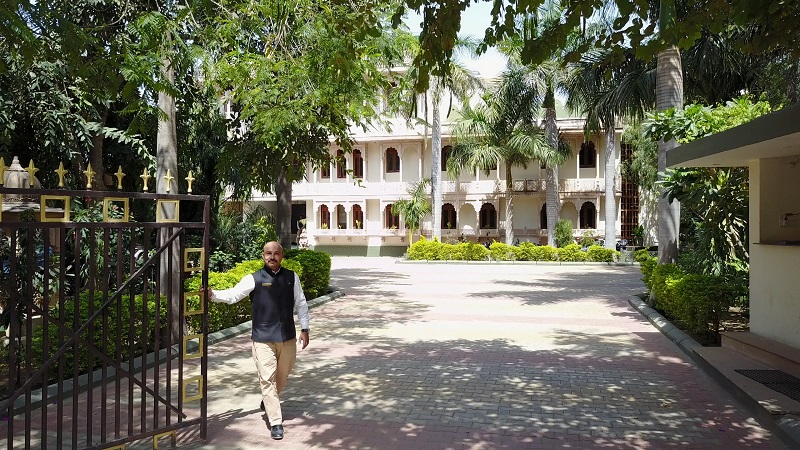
[183,291,204,316]
[153,430,176,449]
[183,247,204,272]
[105,445,125,450]
[182,375,204,402]
[40,196,71,222]
[103,197,130,222]
[155,199,179,223]
[183,334,204,360]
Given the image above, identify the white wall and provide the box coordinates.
[758,157,800,243]
[750,244,800,347]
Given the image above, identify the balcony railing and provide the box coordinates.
[253,177,622,201]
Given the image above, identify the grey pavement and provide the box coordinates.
[174,257,786,449]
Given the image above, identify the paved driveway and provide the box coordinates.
[184,257,785,449]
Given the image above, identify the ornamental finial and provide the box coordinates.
[185,170,196,193]
[140,168,152,192]
[164,169,174,193]
[0,157,7,185]
[25,159,39,181]
[83,163,96,189]
[54,162,68,188]
[114,166,126,190]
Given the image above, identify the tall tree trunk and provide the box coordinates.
[431,88,442,243]
[505,165,514,245]
[543,96,559,247]
[545,166,559,247]
[656,1,683,264]
[156,56,182,342]
[89,106,108,191]
[604,126,617,249]
[276,165,292,249]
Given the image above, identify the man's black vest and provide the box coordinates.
[249,267,297,343]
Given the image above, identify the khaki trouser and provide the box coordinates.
[252,339,297,426]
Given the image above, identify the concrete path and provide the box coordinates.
[177,257,786,449]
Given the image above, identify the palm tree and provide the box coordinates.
[503,6,576,247]
[392,178,432,245]
[656,0,683,264]
[566,47,656,249]
[400,39,483,243]
[448,63,564,245]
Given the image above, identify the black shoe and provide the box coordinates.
[271,424,284,440]
[260,401,265,411]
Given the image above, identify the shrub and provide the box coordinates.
[585,245,618,262]
[528,245,557,261]
[284,250,331,299]
[649,263,684,311]
[555,219,574,248]
[489,242,518,261]
[556,243,586,262]
[641,257,656,285]
[634,248,652,263]
[460,242,489,261]
[667,273,735,335]
[579,230,597,247]
[407,236,440,260]
[28,292,169,382]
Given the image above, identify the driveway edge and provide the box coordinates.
[628,294,800,449]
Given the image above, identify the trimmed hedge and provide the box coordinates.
[284,249,331,298]
[27,292,169,380]
[407,237,618,262]
[637,258,735,335]
[555,243,586,262]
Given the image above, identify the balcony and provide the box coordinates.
[252,177,622,201]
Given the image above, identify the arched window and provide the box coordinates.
[479,203,497,229]
[540,204,547,230]
[336,204,347,229]
[320,161,331,179]
[320,205,330,229]
[579,141,596,168]
[580,202,596,229]
[353,205,364,229]
[386,147,400,173]
[441,145,452,172]
[336,149,346,178]
[385,204,400,229]
[353,149,364,178]
[442,203,456,229]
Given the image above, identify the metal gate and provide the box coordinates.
[0,186,209,449]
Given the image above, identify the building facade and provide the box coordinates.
[249,114,638,256]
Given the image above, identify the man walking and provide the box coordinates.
[207,241,310,440]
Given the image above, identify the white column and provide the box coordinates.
[380,147,385,182]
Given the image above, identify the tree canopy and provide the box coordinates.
[394,0,800,90]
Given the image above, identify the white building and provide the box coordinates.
[248,103,640,256]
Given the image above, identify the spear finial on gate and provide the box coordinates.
[141,168,152,191]
[114,166,126,190]
[0,157,7,185]
[25,160,39,181]
[186,170,195,194]
[54,162,68,188]
[83,163,96,189]
[164,169,174,193]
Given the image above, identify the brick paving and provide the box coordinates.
[165,258,786,450]
[8,257,782,449]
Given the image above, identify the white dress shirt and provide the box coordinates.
[210,269,310,330]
